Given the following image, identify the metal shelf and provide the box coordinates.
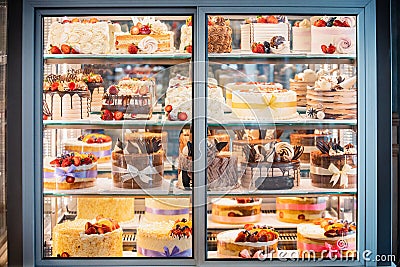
[208,50,356,64]
[43,114,356,130]
[43,178,192,197]
[43,53,192,65]
[206,179,357,197]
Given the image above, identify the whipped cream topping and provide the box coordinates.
[298,19,311,28]
[138,36,158,54]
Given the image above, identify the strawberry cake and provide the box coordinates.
[310,16,356,54]
[43,153,98,190]
[52,217,123,257]
[64,133,112,164]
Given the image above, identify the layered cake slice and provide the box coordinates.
[240,142,303,190]
[211,198,262,224]
[52,216,123,257]
[136,219,192,257]
[310,140,357,189]
[43,153,98,190]
[112,133,164,189]
[217,224,279,258]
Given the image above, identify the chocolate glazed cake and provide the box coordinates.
[310,141,357,189]
[112,135,164,189]
[240,142,303,190]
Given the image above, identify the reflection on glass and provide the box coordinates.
[206,14,358,261]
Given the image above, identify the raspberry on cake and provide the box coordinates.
[217,224,279,257]
[43,152,98,190]
[64,133,112,164]
[52,216,123,257]
[211,198,262,224]
[240,142,303,190]
[136,219,192,257]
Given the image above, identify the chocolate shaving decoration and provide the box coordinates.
[337,75,345,84]
[292,145,304,161]
[332,84,343,91]
[125,140,141,154]
[259,129,266,139]
[187,141,193,158]
[215,140,228,152]
[317,140,330,154]
[212,16,227,26]
[83,68,93,75]
[66,72,77,82]
[115,138,124,150]
[234,130,245,140]
[149,137,162,153]
[243,144,257,163]
[46,74,59,84]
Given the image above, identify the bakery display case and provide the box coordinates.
[16,1,379,266]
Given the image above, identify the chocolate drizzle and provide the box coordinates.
[43,90,90,120]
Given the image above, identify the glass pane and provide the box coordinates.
[0,0,7,265]
[41,15,194,259]
[205,14,358,261]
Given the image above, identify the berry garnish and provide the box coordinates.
[139,25,151,35]
[114,111,124,120]
[108,85,119,95]
[130,26,140,35]
[65,176,75,184]
[128,43,138,54]
[314,19,327,27]
[178,112,188,121]
[266,16,278,24]
[164,105,173,113]
[49,45,61,54]
[255,43,265,53]
[68,82,76,90]
[185,45,192,53]
[61,44,71,54]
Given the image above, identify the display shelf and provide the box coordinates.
[43,178,191,197]
[43,114,356,130]
[43,53,192,65]
[206,179,357,197]
[208,50,356,64]
[207,250,299,259]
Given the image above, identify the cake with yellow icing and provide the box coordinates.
[231,83,298,120]
[76,197,135,223]
[52,217,123,257]
[211,198,262,224]
[136,219,192,257]
[64,134,112,164]
[144,197,190,222]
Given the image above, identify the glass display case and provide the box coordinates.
[17,1,380,266]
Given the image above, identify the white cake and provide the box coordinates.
[76,197,135,223]
[241,23,290,51]
[136,220,192,257]
[179,24,192,52]
[165,76,225,121]
[44,92,90,120]
[47,20,121,54]
[292,19,311,52]
[310,16,356,54]
[144,197,190,222]
[231,88,297,120]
